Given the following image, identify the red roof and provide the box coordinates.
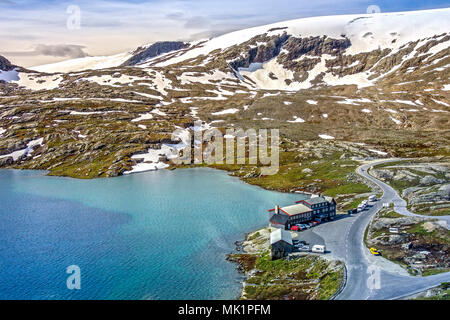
[295,199,311,205]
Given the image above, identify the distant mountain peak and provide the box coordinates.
[122,41,190,66]
[0,55,15,71]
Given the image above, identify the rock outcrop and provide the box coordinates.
[122,41,189,66]
[0,55,15,71]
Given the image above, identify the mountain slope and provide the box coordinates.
[0,8,449,178]
[31,51,133,73]
[152,8,449,66]
[0,55,19,82]
[121,41,190,66]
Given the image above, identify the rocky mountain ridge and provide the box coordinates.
[0,8,449,178]
[0,55,15,72]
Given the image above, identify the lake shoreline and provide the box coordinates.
[0,168,302,300]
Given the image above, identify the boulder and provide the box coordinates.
[422,221,446,233]
[371,169,394,181]
[394,170,418,182]
[420,175,444,186]
[402,186,422,198]
[401,242,412,250]
[371,217,424,230]
[0,55,15,71]
[0,156,13,166]
[388,234,409,244]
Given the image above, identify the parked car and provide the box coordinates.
[369,195,377,202]
[370,247,381,256]
[296,245,310,252]
[301,224,310,229]
[311,244,326,253]
[291,226,299,231]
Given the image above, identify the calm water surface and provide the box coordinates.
[0,168,303,299]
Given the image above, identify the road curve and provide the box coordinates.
[360,159,450,228]
[336,158,450,300]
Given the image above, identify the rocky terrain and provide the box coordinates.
[0,9,449,180]
[227,228,344,300]
[371,160,450,216]
[121,41,190,67]
[366,206,449,275]
[0,55,15,72]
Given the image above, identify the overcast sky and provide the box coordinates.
[1,0,449,67]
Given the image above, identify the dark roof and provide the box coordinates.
[298,196,335,206]
[307,197,329,205]
[269,213,289,225]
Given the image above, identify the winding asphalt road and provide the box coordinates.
[299,159,450,300]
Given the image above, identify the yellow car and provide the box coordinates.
[370,248,381,256]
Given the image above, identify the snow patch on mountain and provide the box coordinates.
[84,74,150,87]
[0,138,44,161]
[156,8,450,67]
[287,116,305,123]
[211,108,239,115]
[32,52,133,73]
[11,73,63,90]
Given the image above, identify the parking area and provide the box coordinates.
[290,227,327,254]
[289,217,332,232]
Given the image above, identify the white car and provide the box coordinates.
[311,244,326,253]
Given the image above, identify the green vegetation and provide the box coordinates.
[318,270,345,300]
[228,254,258,273]
[414,282,450,300]
[324,183,370,197]
[378,210,403,219]
[372,160,450,217]
[422,269,450,277]
[235,252,344,300]
[366,210,450,276]
[407,222,450,245]
[342,199,361,211]
[409,203,450,217]
[209,149,372,197]
[248,231,261,241]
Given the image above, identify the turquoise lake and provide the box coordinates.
[0,168,302,300]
